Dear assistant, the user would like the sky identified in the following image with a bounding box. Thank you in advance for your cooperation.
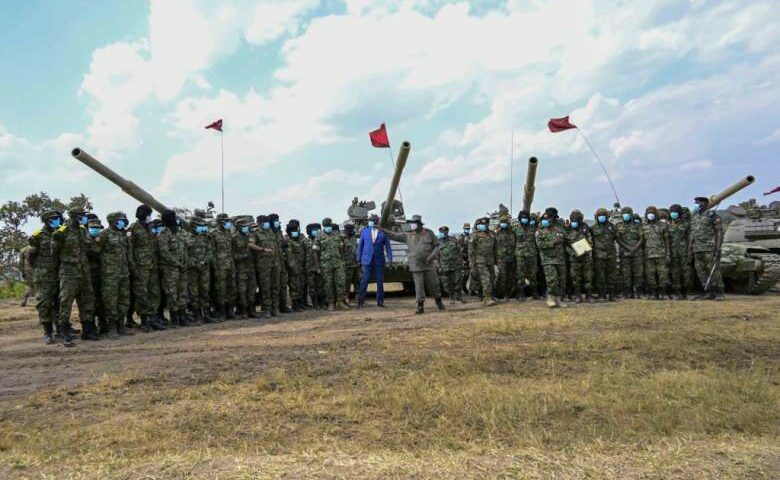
[1,0,778,230]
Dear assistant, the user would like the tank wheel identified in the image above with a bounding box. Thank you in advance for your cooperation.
[744,253,780,294]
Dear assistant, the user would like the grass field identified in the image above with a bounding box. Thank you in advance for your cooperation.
[0,295,777,479]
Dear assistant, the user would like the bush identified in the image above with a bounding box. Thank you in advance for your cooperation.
[0,280,26,299]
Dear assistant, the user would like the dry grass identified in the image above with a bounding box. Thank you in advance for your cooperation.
[0,296,778,479]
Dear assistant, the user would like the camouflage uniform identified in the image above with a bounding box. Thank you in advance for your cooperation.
[231,220,254,318]
[251,222,280,317]
[690,205,724,297]
[129,219,159,325]
[667,205,691,298]
[641,208,670,297]
[437,229,463,302]
[317,219,346,309]
[470,218,497,306]
[270,215,290,313]
[187,220,214,322]
[512,216,538,299]
[305,224,324,309]
[564,215,593,300]
[342,228,360,301]
[495,219,516,299]
[615,207,644,297]
[96,212,131,336]
[286,229,307,311]
[158,218,188,321]
[458,223,471,294]
[591,209,618,300]
[211,215,236,319]
[28,211,61,343]
[85,218,106,333]
[536,217,566,306]
[466,223,482,296]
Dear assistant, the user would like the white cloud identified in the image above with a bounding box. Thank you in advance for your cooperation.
[756,128,780,146]
[245,0,319,45]
[679,159,713,171]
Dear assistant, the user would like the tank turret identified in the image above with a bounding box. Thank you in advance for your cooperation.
[522,157,538,213]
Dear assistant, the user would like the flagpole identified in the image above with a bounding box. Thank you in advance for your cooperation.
[576,127,620,206]
[510,129,514,214]
[220,129,225,213]
[383,121,403,204]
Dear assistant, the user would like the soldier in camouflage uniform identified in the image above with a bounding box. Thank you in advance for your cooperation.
[129,205,163,332]
[158,210,189,327]
[187,217,215,324]
[29,210,62,344]
[342,224,360,302]
[470,217,497,307]
[436,226,464,304]
[667,204,691,299]
[689,196,725,300]
[641,206,671,299]
[148,219,165,328]
[269,213,292,314]
[305,223,324,309]
[536,208,567,308]
[285,220,307,312]
[458,223,471,295]
[615,206,644,298]
[96,212,132,339]
[231,219,254,319]
[513,210,539,301]
[19,245,34,307]
[85,215,108,335]
[564,209,593,303]
[495,215,516,299]
[211,213,236,320]
[591,207,618,301]
[249,215,280,318]
[317,218,348,311]
[53,207,97,346]
[467,221,482,296]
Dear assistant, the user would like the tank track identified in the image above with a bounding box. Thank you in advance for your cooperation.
[745,252,780,294]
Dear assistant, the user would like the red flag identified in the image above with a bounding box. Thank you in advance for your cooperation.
[764,186,780,196]
[369,123,390,148]
[205,119,223,132]
[548,116,577,132]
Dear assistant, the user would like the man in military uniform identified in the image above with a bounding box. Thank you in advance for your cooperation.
[470,217,497,307]
[305,222,324,309]
[342,223,360,303]
[591,207,618,301]
[95,212,132,338]
[85,215,108,335]
[385,215,444,314]
[269,213,292,314]
[29,210,62,344]
[458,223,471,295]
[284,220,306,312]
[249,215,280,318]
[615,206,644,298]
[129,205,162,332]
[211,213,236,320]
[437,226,464,304]
[187,217,215,324]
[513,210,538,301]
[317,218,348,311]
[53,207,97,346]
[159,210,189,327]
[148,219,165,328]
[689,196,725,300]
[536,208,567,308]
[495,215,516,299]
[565,209,593,303]
[231,219,254,318]
[641,206,671,299]
[467,221,483,297]
[668,204,691,299]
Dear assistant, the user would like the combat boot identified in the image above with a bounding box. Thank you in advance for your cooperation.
[125,314,139,330]
[342,299,351,309]
[483,297,497,307]
[116,318,133,336]
[150,313,166,331]
[60,322,75,347]
[709,289,726,301]
[248,306,258,319]
[357,298,365,309]
[140,315,152,333]
[545,295,557,308]
[42,322,56,345]
[415,301,424,314]
[435,297,445,310]
[178,310,191,327]
[81,320,99,341]
[280,299,292,314]
[106,318,119,340]
[202,308,217,324]
[263,310,272,319]
[166,311,178,329]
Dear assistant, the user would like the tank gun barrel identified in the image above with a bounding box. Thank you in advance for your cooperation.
[379,141,410,228]
[71,148,169,214]
[709,175,756,207]
[522,156,538,213]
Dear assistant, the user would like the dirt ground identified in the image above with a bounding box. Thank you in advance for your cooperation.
[0,293,778,479]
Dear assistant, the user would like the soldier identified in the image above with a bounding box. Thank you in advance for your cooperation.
[249,215,280,318]
[85,215,108,335]
[94,212,133,339]
[437,226,464,304]
[689,196,725,300]
[269,213,292,314]
[187,217,215,324]
[513,210,539,301]
[467,221,482,297]
[158,210,189,327]
[591,207,618,301]
[536,208,567,308]
[129,205,163,332]
[458,223,471,295]
[342,223,360,303]
[305,223,324,309]
[28,210,62,344]
[668,204,691,299]
[565,209,593,303]
[19,245,35,307]
[231,219,254,319]
[495,215,516,300]
[384,215,444,314]
[317,218,348,311]
[615,206,644,298]
[285,220,307,312]
[53,207,97,346]
[211,213,236,320]
[148,219,165,329]
[470,217,497,307]
[641,206,671,299]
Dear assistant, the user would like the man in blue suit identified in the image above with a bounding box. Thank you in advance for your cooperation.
[356,214,393,308]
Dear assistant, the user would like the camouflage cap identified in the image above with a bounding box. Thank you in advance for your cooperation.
[658,210,669,219]
[570,209,584,220]
[68,207,87,216]
[499,214,510,222]
[409,214,423,224]
[150,219,163,228]
[621,206,633,214]
[106,211,128,223]
[669,204,682,212]
[462,222,470,229]
[694,196,709,203]
[595,207,609,217]
[41,209,61,221]
[439,225,449,232]
[87,218,103,228]
[190,216,208,226]
[645,205,658,213]
[322,217,333,226]
[476,217,490,225]
[216,213,230,221]
[544,207,558,218]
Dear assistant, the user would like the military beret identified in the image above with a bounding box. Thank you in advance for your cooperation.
[669,204,682,212]
[439,225,449,232]
[544,207,558,218]
[322,217,333,226]
[621,206,633,214]
[645,206,658,213]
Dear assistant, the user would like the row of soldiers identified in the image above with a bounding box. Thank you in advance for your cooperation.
[434,198,724,308]
[25,204,364,346]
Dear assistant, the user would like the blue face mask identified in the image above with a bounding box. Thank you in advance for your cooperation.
[670,211,679,220]
[196,225,208,234]
[49,218,61,229]
[273,221,281,229]
[291,231,300,238]
[692,204,700,213]
[477,224,487,232]
[570,221,579,229]
[367,221,375,228]
[622,213,632,222]
[530,220,536,226]
[499,222,508,229]
[115,220,127,230]
[151,227,161,235]
[324,226,333,234]
[224,221,232,229]
[79,215,89,225]
[240,226,250,234]
[647,213,656,221]
[88,227,101,237]
[541,219,551,228]
[262,222,270,230]
[597,215,607,224]
[312,229,320,237]
[463,229,470,235]
[520,218,529,225]
[634,219,641,224]
[436,232,445,239]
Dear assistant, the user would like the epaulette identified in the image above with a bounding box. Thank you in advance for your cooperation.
[32,229,41,237]
[57,225,68,232]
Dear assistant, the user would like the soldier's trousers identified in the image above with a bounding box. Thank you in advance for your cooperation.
[669,255,691,292]
[22,273,35,305]
[495,260,515,298]
[256,261,280,312]
[322,262,346,304]
[592,256,617,295]
[58,262,95,325]
[34,271,58,324]
[89,264,104,321]
[247,262,257,306]
[188,267,211,310]
[461,267,469,293]
[515,254,538,295]
[307,271,324,307]
[475,263,495,300]
[412,269,441,302]
[102,269,130,320]
[148,266,161,313]
[568,256,593,295]
[132,265,158,316]
[469,266,482,295]
[440,269,462,299]
[620,254,644,292]
[234,263,253,309]
[542,263,566,296]
[344,266,360,298]
[161,267,187,311]
[693,251,723,291]
[288,270,304,303]
[278,262,288,307]
[644,257,669,291]
[213,267,236,307]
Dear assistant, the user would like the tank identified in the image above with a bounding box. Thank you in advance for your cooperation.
[522,156,538,213]
[71,148,169,214]
[719,197,780,294]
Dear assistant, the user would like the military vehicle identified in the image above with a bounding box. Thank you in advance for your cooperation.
[485,157,538,228]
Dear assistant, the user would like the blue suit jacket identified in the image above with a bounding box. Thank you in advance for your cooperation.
[356,226,392,266]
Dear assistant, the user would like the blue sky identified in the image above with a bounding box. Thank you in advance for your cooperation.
[1,0,778,230]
